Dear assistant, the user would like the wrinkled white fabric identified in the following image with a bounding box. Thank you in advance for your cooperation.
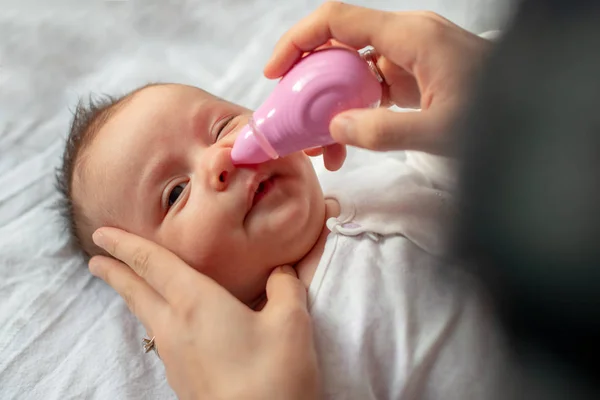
[311,154,508,399]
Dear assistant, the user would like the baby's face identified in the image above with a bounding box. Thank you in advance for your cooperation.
[77,84,325,305]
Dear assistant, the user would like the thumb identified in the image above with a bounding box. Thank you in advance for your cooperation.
[263,265,308,312]
[330,108,441,154]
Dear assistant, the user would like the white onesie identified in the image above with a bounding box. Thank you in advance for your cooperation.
[309,152,508,400]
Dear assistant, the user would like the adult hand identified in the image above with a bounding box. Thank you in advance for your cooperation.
[88,227,320,400]
[265,1,492,167]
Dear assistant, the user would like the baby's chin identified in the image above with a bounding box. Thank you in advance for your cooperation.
[230,253,309,310]
[199,259,273,309]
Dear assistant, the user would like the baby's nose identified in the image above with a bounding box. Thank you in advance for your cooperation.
[213,169,230,191]
[209,148,234,192]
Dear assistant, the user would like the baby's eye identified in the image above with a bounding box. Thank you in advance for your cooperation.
[215,116,235,141]
[168,183,187,208]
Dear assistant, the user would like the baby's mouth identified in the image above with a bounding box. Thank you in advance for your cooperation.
[252,177,274,207]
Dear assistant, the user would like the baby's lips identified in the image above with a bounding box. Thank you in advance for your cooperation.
[243,172,264,215]
[244,170,276,218]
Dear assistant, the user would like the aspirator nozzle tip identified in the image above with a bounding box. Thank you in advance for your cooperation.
[230,125,274,165]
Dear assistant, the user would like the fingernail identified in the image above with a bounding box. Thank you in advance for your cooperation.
[264,55,278,75]
[88,258,101,276]
[332,113,356,141]
[92,230,106,248]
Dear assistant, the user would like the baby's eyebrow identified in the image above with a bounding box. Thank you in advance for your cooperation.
[138,155,172,199]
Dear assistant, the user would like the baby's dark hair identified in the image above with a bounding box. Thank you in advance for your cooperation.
[55,94,123,257]
[56,84,158,258]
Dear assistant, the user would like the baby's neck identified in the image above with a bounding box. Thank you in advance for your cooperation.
[294,198,340,289]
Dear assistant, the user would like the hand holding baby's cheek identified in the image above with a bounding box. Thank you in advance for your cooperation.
[89,228,319,400]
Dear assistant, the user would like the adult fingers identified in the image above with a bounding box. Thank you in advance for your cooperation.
[304,144,346,171]
[264,2,392,78]
[329,107,449,155]
[377,56,421,109]
[89,255,168,331]
[91,227,211,305]
[263,266,308,313]
[315,39,355,52]
[323,143,347,171]
[264,2,475,96]
[304,147,324,157]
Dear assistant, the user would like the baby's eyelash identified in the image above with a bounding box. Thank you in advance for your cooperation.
[162,181,188,213]
[216,116,235,141]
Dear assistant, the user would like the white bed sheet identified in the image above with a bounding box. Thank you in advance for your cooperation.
[0,1,507,398]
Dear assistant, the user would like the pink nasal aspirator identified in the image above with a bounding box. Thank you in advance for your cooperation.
[230,47,384,165]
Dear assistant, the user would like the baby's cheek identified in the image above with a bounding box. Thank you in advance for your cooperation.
[195,256,255,298]
[180,234,238,275]
[278,152,316,178]
[175,236,218,274]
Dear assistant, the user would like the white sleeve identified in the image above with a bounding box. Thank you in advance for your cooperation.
[404,151,457,193]
[325,156,456,258]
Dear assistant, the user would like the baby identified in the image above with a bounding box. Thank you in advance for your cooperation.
[58,83,508,399]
